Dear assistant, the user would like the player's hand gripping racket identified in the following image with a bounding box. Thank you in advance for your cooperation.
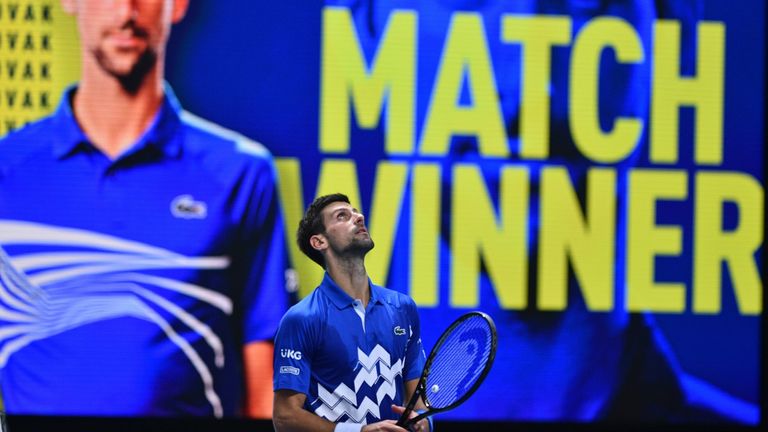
[396,311,497,430]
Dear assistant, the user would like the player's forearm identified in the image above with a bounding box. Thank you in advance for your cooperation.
[272,406,336,432]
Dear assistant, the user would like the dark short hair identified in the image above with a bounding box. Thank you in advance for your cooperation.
[296,193,350,268]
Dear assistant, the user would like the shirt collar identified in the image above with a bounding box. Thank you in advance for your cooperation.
[320,272,385,310]
[51,83,184,160]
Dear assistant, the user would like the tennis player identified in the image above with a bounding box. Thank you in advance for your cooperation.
[273,194,431,432]
[0,0,288,418]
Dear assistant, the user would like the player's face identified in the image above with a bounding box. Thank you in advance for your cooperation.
[319,202,374,258]
[63,0,188,82]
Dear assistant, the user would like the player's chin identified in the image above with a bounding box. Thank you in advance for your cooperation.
[351,237,374,250]
[95,49,142,74]
[109,53,144,71]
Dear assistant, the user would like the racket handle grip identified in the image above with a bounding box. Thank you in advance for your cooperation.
[396,409,431,431]
[395,410,410,427]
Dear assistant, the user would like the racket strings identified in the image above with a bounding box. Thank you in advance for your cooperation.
[424,316,493,409]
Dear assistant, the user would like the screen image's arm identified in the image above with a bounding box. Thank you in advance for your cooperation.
[239,157,291,418]
[243,340,275,418]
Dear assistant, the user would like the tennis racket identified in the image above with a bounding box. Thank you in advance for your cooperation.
[396,311,497,429]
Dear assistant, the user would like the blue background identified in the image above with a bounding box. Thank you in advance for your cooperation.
[162,0,763,422]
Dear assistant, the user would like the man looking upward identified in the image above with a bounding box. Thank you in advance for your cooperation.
[273,194,431,432]
[0,0,288,417]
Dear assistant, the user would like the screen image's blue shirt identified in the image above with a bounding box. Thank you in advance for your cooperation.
[0,86,290,417]
[274,273,426,424]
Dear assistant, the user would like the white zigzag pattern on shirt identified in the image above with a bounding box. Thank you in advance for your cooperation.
[0,220,231,417]
[314,344,404,423]
[316,384,380,422]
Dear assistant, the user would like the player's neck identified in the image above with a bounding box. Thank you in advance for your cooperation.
[74,64,165,159]
[326,258,370,306]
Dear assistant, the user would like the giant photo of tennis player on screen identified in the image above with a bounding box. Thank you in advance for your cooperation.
[0,0,763,427]
[0,0,290,418]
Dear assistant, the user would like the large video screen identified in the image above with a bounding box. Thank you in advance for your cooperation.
[0,0,763,426]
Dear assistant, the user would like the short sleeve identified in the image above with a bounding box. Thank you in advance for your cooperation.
[273,308,315,394]
[403,298,427,382]
[235,155,291,342]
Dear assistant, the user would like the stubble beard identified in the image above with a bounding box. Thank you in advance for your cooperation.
[331,236,375,261]
[92,43,158,94]
[351,237,375,255]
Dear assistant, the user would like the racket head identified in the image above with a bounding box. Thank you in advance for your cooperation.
[420,311,497,412]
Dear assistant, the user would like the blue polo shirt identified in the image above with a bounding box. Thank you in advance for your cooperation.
[274,273,426,424]
[0,86,289,417]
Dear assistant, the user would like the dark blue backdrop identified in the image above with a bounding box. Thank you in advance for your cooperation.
[164,0,763,425]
